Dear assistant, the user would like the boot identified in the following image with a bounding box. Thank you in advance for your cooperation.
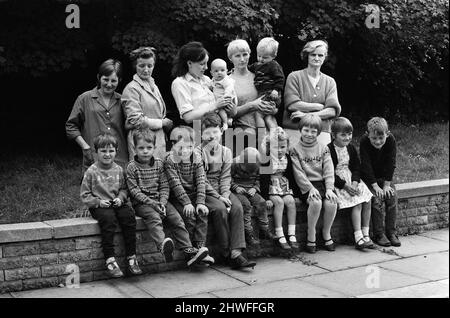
[245,230,260,247]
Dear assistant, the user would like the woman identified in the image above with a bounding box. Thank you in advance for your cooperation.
[171,41,234,126]
[122,47,173,160]
[66,59,128,173]
[227,39,277,154]
[282,40,341,146]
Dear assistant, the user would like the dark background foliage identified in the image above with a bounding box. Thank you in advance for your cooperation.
[0,0,448,155]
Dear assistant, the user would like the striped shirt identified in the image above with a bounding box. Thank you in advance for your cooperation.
[126,157,169,206]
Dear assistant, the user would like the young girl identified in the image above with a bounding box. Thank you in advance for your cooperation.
[328,117,374,249]
[261,127,300,251]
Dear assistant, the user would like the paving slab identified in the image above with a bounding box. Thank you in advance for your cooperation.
[211,277,346,298]
[212,257,328,285]
[357,279,449,298]
[133,268,247,298]
[299,245,400,271]
[300,266,426,297]
[10,279,149,298]
[419,229,449,242]
[378,252,449,281]
[389,235,449,257]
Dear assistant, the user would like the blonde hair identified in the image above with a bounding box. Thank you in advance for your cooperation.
[298,114,323,134]
[301,40,328,61]
[367,117,389,135]
[227,39,251,59]
[257,37,279,57]
[260,127,290,156]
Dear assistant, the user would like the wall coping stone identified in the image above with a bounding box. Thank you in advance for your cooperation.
[0,179,448,244]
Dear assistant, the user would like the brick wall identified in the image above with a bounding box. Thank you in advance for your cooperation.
[1,179,448,293]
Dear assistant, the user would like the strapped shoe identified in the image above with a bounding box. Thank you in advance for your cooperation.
[106,258,124,278]
[305,241,316,254]
[287,235,300,250]
[127,255,143,276]
[363,235,376,249]
[355,237,370,250]
[276,236,291,250]
[323,238,335,252]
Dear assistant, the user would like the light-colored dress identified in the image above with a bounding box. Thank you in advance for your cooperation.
[334,146,372,209]
[268,155,293,196]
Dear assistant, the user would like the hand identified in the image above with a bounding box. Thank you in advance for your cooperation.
[247,188,257,197]
[290,111,307,120]
[325,189,337,205]
[215,96,231,110]
[99,200,112,208]
[235,187,247,195]
[111,198,123,207]
[266,200,274,209]
[373,185,384,198]
[183,204,195,218]
[196,204,209,216]
[383,185,395,199]
[82,148,94,166]
[307,187,322,203]
[162,118,173,130]
[219,196,232,207]
[343,184,359,196]
[255,97,276,115]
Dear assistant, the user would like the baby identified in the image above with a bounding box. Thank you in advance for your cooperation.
[210,58,237,131]
[249,37,285,130]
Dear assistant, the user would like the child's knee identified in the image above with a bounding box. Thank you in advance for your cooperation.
[308,200,322,211]
[283,195,296,207]
[271,196,284,207]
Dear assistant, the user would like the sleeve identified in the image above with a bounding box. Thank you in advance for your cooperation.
[164,157,192,206]
[126,163,154,205]
[329,144,346,189]
[230,161,240,192]
[286,155,301,196]
[324,78,341,116]
[254,175,261,193]
[117,168,129,202]
[259,162,271,199]
[122,84,163,130]
[359,136,377,186]
[194,160,207,205]
[171,78,194,118]
[158,162,170,205]
[218,147,232,198]
[65,95,84,140]
[322,146,335,191]
[283,72,302,114]
[80,170,100,209]
[290,147,314,194]
[384,135,397,182]
[271,61,285,92]
[349,144,361,183]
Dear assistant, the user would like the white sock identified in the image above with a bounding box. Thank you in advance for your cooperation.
[354,230,363,242]
[288,225,296,236]
[362,227,370,237]
[275,227,284,238]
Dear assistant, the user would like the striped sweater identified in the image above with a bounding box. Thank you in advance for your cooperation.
[126,157,169,206]
[164,152,211,206]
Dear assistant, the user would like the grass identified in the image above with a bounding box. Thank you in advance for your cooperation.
[0,122,448,224]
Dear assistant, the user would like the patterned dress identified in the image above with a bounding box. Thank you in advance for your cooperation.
[334,146,373,209]
[268,155,294,196]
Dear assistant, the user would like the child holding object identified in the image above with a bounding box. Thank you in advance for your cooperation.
[80,133,142,278]
[328,117,374,250]
[126,128,208,266]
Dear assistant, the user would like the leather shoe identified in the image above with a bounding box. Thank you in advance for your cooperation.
[375,233,391,247]
[388,234,401,247]
[229,255,256,270]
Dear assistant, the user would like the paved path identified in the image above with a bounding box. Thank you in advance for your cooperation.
[2,229,448,298]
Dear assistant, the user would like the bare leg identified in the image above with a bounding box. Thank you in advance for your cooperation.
[322,199,337,243]
[351,204,362,232]
[270,195,284,230]
[264,115,278,130]
[218,109,229,130]
[307,200,322,244]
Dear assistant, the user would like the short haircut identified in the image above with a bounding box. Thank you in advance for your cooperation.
[201,112,222,130]
[331,117,353,135]
[132,128,156,146]
[169,126,195,146]
[257,37,279,57]
[93,133,118,151]
[227,39,251,60]
[301,39,328,61]
[367,117,389,135]
[129,47,156,68]
[298,114,322,134]
[96,59,122,88]
[261,127,290,156]
[172,42,209,78]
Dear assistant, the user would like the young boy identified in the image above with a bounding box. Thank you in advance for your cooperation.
[195,112,256,269]
[231,147,274,247]
[126,128,209,267]
[359,117,400,247]
[248,37,285,130]
[210,58,237,131]
[80,133,142,278]
[290,114,338,253]
[164,126,216,265]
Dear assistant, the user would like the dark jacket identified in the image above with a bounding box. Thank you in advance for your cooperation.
[327,142,361,189]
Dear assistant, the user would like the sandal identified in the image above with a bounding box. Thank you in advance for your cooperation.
[287,235,300,250]
[305,240,316,254]
[323,238,335,252]
[276,236,291,250]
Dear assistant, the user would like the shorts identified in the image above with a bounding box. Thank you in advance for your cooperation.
[299,180,326,203]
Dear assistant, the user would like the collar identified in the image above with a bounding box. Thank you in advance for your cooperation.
[133,155,155,167]
[133,73,155,87]
[299,137,318,148]
[184,72,208,84]
[91,87,120,100]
